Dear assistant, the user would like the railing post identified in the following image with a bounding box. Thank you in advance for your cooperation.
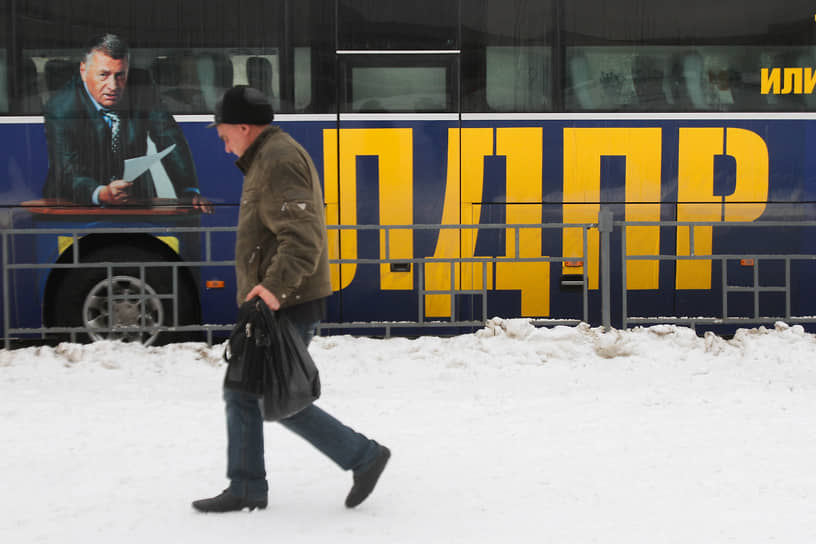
[2,231,9,350]
[599,208,614,331]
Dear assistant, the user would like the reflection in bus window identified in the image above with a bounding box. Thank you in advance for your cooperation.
[294,47,312,111]
[247,57,274,99]
[485,47,550,112]
[350,66,447,112]
[563,0,816,112]
[17,48,287,115]
[195,52,234,111]
[668,51,707,110]
[463,0,553,113]
[150,53,208,113]
[566,51,602,110]
[20,58,41,114]
[23,50,83,112]
[631,54,668,109]
[761,47,816,112]
[231,53,280,112]
[563,45,816,112]
[44,58,75,96]
[0,50,7,113]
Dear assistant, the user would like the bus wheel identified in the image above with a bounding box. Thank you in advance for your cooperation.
[46,246,200,345]
[81,275,165,345]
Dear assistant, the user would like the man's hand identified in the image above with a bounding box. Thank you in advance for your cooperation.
[245,284,281,311]
[98,180,133,205]
[190,193,214,214]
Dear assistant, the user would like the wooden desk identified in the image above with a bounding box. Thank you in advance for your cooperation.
[20,199,199,216]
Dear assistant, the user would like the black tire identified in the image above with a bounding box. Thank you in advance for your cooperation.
[46,246,201,345]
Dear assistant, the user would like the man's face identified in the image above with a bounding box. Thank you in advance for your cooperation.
[216,124,253,158]
[80,51,128,108]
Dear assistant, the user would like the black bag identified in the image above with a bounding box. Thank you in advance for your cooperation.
[223,297,270,397]
[260,308,321,421]
[223,297,321,421]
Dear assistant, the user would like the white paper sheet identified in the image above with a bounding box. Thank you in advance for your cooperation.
[122,144,176,182]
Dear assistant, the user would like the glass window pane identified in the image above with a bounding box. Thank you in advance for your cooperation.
[294,47,313,111]
[0,50,7,113]
[486,46,550,112]
[13,0,289,114]
[341,54,457,113]
[462,0,553,112]
[564,0,816,112]
[339,0,459,50]
[352,66,447,111]
[0,1,6,113]
[290,0,335,113]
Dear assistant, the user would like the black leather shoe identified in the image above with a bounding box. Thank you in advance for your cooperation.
[192,489,267,513]
[345,446,391,508]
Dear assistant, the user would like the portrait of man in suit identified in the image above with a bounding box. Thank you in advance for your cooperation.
[42,33,211,211]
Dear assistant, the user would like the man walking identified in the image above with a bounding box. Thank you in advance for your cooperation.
[193,86,390,513]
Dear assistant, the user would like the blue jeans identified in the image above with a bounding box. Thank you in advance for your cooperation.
[224,317,381,500]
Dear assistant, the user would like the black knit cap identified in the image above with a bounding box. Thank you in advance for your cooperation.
[208,85,274,127]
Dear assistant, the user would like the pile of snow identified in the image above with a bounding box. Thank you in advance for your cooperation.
[2,320,815,543]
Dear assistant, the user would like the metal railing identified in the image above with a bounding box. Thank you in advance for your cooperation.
[0,221,593,346]
[4,214,816,346]
[1,225,238,347]
[619,215,816,330]
[318,222,591,335]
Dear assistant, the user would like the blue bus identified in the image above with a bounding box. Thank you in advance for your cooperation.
[2,0,816,344]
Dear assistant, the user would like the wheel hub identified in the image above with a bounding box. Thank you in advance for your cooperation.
[82,275,165,345]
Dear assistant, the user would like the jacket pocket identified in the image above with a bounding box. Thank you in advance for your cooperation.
[277,199,315,221]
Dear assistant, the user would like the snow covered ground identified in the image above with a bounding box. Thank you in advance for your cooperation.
[2,319,816,543]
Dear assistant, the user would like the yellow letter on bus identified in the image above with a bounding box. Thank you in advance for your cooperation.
[563,127,662,290]
[324,128,414,291]
[676,128,768,289]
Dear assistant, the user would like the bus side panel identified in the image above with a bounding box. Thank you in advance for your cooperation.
[0,123,50,337]
[329,120,454,324]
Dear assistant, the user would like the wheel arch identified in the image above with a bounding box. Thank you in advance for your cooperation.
[42,233,201,327]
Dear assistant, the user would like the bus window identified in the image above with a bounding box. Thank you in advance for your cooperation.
[294,47,312,111]
[0,2,7,113]
[340,54,457,113]
[4,0,332,115]
[631,53,669,110]
[486,46,550,112]
[563,0,816,112]
[22,50,84,111]
[563,45,703,111]
[149,54,207,113]
[289,0,335,114]
[246,57,274,99]
[339,0,459,51]
[757,46,816,112]
[10,0,293,114]
[565,50,604,110]
[564,46,709,111]
[44,59,76,97]
[195,52,234,112]
[19,58,41,114]
[0,50,7,113]
[223,53,278,112]
[563,44,789,112]
[350,66,448,112]
[462,0,553,113]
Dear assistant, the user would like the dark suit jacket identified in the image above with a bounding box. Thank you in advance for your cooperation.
[42,72,199,204]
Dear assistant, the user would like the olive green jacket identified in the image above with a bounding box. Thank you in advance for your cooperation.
[234,126,332,308]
